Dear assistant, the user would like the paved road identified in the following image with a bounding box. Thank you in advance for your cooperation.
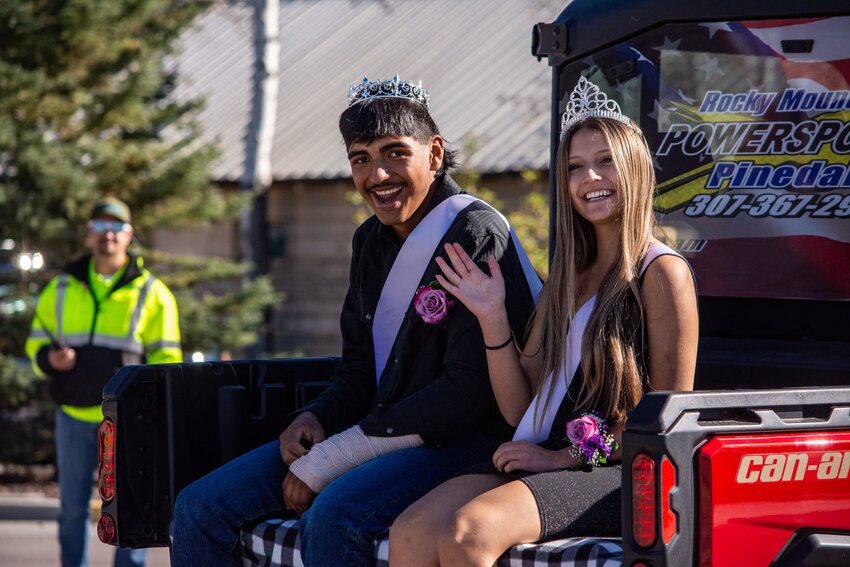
[0,492,170,567]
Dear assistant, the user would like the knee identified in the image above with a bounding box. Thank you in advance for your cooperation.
[436,510,490,566]
[388,509,425,564]
[58,504,88,523]
[173,477,213,527]
[303,470,377,534]
[298,490,338,539]
[389,505,418,544]
[172,489,195,528]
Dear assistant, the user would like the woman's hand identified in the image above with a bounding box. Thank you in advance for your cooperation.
[492,440,571,473]
[437,242,533,424]
[435,242,505,324]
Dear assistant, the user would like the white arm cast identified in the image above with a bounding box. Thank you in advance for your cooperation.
[288,425,423,493]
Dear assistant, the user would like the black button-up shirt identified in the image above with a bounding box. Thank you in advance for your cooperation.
[296,174,538,444]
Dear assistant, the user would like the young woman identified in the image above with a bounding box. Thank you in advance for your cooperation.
[387,77,699,567]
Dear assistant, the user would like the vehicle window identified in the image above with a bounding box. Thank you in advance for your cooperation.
[560,16,850,301]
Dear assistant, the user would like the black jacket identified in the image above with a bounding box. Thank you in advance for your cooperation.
[294,175,539,444]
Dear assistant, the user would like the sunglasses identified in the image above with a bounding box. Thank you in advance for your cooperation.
[88,220,132,234]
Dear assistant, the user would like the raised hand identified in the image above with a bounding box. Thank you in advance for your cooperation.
[434,242,506,323]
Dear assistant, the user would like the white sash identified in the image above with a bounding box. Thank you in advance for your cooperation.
[511,242,684,443]
[372,194,542,384]
[512,295,595,443]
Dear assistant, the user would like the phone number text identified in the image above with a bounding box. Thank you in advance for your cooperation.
[683,192,850,218]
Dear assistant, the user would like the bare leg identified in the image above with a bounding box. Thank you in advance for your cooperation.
[437,479,542,567]
[389,473,508,567]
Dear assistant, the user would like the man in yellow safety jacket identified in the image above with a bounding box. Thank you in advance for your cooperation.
[26,197,181,567]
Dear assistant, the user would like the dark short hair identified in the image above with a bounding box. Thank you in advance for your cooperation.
[339,97,458,173]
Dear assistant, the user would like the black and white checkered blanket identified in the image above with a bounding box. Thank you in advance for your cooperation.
[240,518,623,567]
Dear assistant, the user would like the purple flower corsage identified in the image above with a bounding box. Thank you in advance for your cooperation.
[414,281,454,326]
[565,411,619,467]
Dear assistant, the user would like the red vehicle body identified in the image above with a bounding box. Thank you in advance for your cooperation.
[100,0,850,565]
[619,389,850,566]
[699,431,850,565]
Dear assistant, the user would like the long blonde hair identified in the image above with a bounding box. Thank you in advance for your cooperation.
[534,117,657,425]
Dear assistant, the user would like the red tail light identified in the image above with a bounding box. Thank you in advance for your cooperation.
[98,418,116,502]
[97,513,117,544]
[661,456,677,544]
[632,452,657,548]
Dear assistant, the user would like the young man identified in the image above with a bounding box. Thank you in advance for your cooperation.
[170,76,541,566]
[26,197,182,567]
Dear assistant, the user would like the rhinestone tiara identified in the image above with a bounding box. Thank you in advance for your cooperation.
[348,75,430,108]
[561,76,632,136]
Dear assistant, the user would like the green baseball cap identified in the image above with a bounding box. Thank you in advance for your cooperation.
[91,197,131,224]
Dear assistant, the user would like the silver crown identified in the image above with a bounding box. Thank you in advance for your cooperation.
[561,77,632,136]
[348,75,430,108]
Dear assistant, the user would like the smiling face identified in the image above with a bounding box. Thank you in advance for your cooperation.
[348,134,444,240]
[567,127,622,227]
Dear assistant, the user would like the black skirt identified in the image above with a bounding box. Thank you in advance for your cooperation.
[473,362,640,541]
[515,368,626,540]
[518,462,622,540]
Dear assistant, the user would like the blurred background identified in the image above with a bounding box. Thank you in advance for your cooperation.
[0,0,560,500]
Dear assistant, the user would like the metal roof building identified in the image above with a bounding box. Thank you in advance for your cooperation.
[171,0,565,182]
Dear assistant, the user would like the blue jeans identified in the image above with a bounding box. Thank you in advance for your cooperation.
[55,409,147,567]
[170,432,502,566]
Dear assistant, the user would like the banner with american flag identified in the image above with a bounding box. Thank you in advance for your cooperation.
[567,16,850,300]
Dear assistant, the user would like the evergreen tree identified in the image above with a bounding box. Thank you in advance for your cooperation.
[0,0,280,463]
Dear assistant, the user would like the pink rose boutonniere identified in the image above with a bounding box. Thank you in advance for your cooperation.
[566,411,619,467]
[414,282,454,325]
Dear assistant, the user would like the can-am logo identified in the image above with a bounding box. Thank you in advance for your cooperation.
[737,452,850,483]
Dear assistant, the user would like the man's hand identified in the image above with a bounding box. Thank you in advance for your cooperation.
[48,347,77,372]
[282,471,316,516]
[279,412,326,466]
